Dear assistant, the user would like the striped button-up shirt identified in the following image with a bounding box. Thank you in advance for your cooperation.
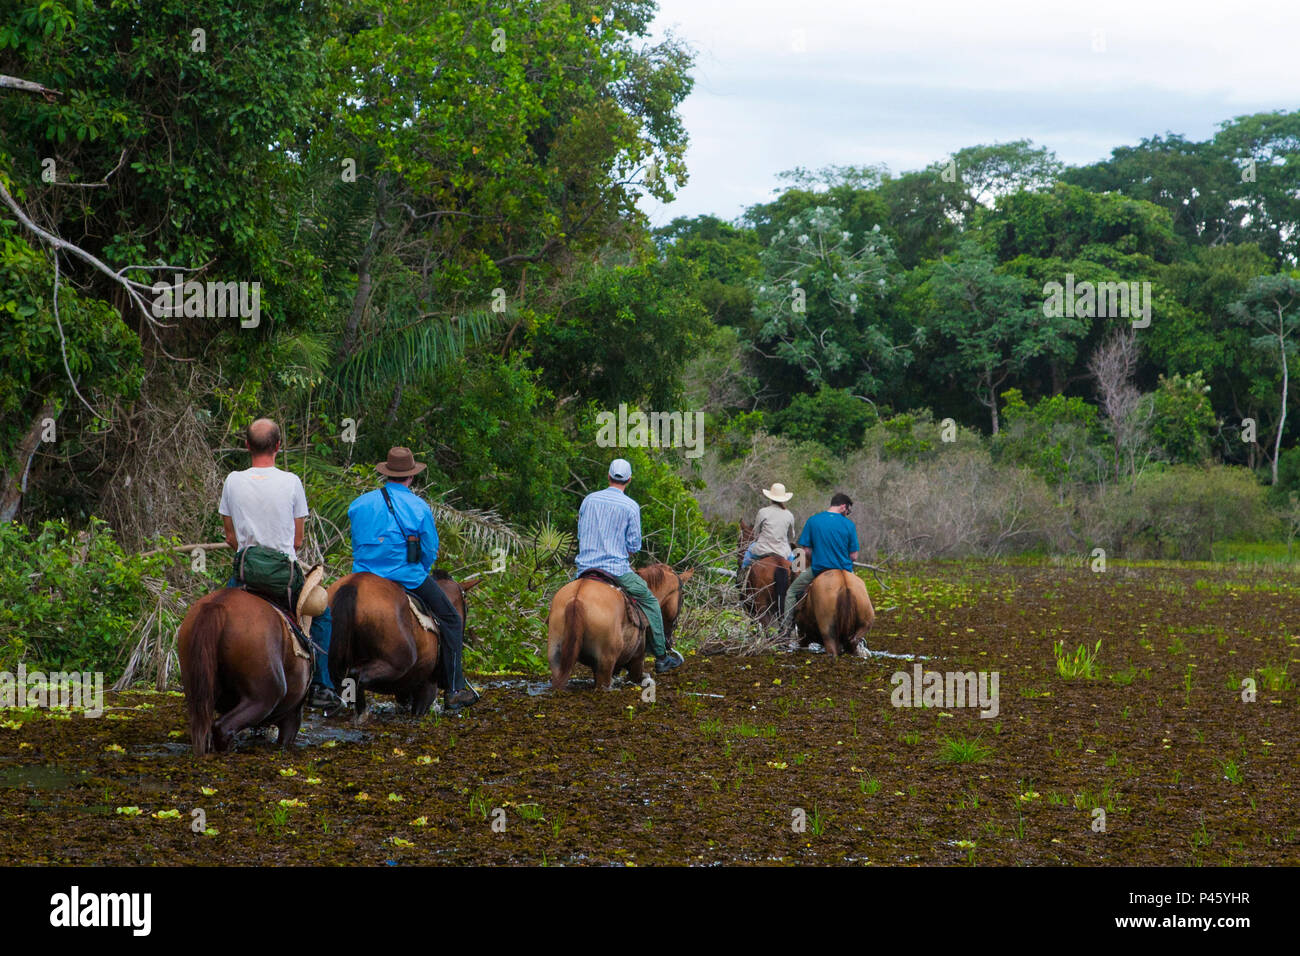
[575,486,642,576]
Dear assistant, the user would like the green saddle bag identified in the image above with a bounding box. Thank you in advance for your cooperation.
[233,545,304,606]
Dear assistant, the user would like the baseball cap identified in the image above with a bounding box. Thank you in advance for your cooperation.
[609,458,632,482]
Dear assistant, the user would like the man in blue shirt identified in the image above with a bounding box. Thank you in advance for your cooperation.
[780,493,860,632]
[575,458,681,674]
[348,447,477,712]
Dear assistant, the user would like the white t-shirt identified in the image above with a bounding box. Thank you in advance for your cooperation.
[218,466,308,559]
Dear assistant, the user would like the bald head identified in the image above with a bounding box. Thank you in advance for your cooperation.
[246,418,281,457]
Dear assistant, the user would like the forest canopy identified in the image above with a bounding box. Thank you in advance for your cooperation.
[3,0,1300,674]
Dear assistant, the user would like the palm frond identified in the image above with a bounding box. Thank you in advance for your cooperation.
[329,307,501,406]
[270,328,332,390]
[522,519,575,565]
[430,500,522,556]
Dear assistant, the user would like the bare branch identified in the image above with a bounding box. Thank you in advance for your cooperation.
[0,74,61,99]
[0,176,193,361]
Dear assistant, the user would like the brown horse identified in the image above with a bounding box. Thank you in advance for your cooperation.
[794,569,875,659]
[179,588,312,755]
[738,518,790,625]
[326,570,480,715]
[745,555,790,625]
[547,563,694,690]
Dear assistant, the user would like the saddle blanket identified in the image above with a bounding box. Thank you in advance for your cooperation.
[407,594,439,635]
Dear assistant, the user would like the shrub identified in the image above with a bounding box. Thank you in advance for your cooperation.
[0,519,168,677]
[995,387,1108,486]
[1091,465,1273,559]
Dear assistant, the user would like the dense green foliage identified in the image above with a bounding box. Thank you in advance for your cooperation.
[0,519,169,676]
[4,2,1300,676]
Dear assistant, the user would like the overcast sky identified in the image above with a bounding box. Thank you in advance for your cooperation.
[638,0,1300,227]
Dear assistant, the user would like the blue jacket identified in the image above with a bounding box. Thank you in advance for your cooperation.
[349,482,439,588]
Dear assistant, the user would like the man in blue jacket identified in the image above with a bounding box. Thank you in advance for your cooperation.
[347,447,478,712]
[780,492,860,633]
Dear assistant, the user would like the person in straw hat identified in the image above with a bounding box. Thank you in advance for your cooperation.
[740,482,798,578]
[346,447,478,712]
[219,417,342,710]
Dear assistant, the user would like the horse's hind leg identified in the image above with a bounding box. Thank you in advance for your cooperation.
[594,656,616,691]
[213,696,276,751]
[410,681,438,716]
[277,705,304,749]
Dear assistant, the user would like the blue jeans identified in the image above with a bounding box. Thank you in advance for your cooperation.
[741,545,797,570]
[226,576,333,689]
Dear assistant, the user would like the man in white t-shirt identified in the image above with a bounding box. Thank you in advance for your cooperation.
[219,418,341,710]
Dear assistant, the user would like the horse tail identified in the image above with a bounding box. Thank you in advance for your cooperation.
[550,595,584,691]
[773,564,789,621]
[185,602,222,757]
[329,581,358,691]
[833,573,856,647]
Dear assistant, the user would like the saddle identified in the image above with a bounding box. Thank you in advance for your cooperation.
[577,569,649,635]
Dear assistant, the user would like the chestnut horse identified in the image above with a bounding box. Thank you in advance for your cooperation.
[547,563,694,690]
[738,519,790,625]
[794,569,875,659]
[179,588,312,755]
[326,570,480,715]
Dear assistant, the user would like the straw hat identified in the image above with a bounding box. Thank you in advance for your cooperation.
[297,565,329,619]
[762,482,793,503]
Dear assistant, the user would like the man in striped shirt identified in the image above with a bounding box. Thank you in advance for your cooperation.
[575,458,682,674]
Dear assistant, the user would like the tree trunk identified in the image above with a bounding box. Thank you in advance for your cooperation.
[340,250,374,359]
[1274,333,1287,485]
[0,399,58,522]
[339,174,389,359]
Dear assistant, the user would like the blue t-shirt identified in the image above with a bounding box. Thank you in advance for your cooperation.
[797,510,859,575]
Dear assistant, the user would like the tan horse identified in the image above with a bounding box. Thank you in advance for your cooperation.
[794,569,875,659]
[547,563,694,690]
[326,571,479,715]
[179,588,312,755]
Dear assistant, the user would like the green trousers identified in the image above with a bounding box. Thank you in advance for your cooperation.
[781,568,816,628]
[617,571,667,657]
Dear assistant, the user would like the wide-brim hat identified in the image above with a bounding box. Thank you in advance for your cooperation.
[297,565,328,618]
[762,482,793,503]
[376,446,427,478]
